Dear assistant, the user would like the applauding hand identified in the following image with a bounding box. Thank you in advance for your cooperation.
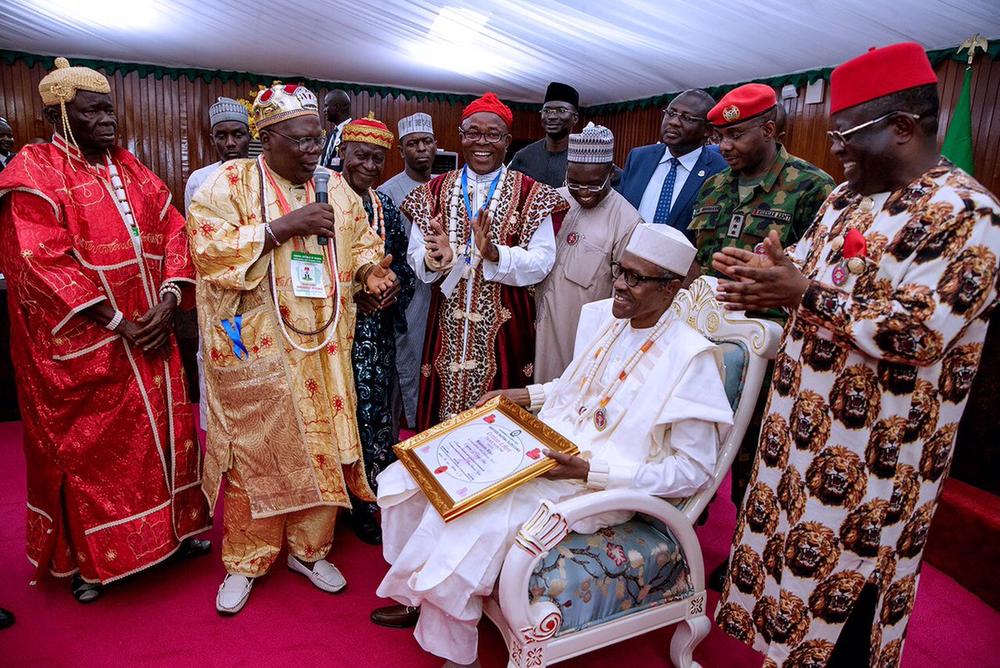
[714,231,811,310]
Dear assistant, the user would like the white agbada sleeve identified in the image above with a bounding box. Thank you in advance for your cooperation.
[406,221,449,284]
[585,349,725,498]
[481,215,556,285]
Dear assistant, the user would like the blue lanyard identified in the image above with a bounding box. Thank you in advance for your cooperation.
[460,167,502,263]
[220,315,249,361]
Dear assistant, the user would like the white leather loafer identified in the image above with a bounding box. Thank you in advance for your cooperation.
[216,574,253,614]
[287,555,347,593]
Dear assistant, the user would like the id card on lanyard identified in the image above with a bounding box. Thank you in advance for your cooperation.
[290,251,327,298]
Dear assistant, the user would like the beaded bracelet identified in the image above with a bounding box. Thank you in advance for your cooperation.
[105,310,124,331]
[159,282,182,306]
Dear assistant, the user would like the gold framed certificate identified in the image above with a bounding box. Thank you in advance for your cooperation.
[393,395,579,522]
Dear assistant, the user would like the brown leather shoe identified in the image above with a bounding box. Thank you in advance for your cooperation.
[370,604,420,628]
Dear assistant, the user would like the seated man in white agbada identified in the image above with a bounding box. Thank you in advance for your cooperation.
[370,223,734,668]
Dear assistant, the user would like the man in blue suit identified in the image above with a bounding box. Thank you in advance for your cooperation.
[619,90,727,238]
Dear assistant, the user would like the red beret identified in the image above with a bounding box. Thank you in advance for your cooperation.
[707,83,777,128]
[462,92,513,129]
[830,42,938,115]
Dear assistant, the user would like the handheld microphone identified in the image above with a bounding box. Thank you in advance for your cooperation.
[313,168,330,246]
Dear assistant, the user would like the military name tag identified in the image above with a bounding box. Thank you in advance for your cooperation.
[750,207,793,224]
[290,251,327,298]
[726,213,746,238]
[693,205,721,217]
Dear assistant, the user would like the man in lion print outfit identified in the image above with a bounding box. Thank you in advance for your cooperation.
[712,42,1000,667]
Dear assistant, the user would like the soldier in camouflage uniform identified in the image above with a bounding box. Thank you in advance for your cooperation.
[687,83,834,589]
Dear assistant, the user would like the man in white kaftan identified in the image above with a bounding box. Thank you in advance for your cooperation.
[372,223,734,667]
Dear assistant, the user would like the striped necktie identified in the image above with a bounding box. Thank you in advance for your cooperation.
[652,157,680,225]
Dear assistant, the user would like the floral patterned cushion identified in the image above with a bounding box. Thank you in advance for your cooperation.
[528,519,693,635]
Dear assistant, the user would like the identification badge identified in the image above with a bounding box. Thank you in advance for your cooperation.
[727,213,745,238]
[290,251,327,298]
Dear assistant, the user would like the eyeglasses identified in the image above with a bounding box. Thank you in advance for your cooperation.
[827,111,921,145]
[540,105,575,117]
[611,262,678,287]
[459,129,508,144]
[662,108,706,124]
[565,173,610,193]
[269,130,327,152]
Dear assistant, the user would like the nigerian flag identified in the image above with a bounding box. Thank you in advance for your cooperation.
[941,66,975,174]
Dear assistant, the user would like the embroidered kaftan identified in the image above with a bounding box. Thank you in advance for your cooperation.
[0,137,209,584]
[377,298,733,663]
[352,189,414,489]
[403,167,567,429]
[188,159,383,519]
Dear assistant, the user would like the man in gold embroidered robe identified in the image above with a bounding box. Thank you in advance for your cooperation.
[187,83,397,614]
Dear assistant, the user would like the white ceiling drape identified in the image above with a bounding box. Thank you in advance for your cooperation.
[2,0,997,104]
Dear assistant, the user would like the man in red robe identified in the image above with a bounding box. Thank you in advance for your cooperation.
[0,58,210,602]
[402,92,568,430]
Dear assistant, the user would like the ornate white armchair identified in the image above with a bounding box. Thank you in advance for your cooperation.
[483,276,782,667]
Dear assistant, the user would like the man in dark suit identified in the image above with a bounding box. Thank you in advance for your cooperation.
[619,90,726,237]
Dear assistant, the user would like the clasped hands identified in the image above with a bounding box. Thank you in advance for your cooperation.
[712,230,812,311]
[476,389,591,481]
[424,210,500,270]
[356,255,399,315]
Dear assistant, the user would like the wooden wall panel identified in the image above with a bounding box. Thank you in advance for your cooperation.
[0,60,543,210]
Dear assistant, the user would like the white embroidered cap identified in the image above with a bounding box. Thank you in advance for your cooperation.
[209,97,249,127]
[397,112,434,139]
[624,223,696,276]
[567,122,614,164]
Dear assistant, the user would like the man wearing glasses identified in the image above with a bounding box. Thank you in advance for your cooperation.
[372,223,732,667]
[395,92,567,434]
[620,89,727,236]
[188,83,396,614]
[714,42,999,668]
[509,81,580,187]
[534,122,642,383]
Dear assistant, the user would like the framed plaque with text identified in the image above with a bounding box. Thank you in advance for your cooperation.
[393,395,580,522]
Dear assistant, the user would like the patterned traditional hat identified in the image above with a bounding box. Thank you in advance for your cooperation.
[397,112,434,139]
[462,92,513,128]
[341,112,394,150]
[209,97,249,127]
[625,223,696,276]
[253,83,318,131]
[830,42,938,114]
[38,57,110,106]
[567,122,614,164]
[707,83,777,128]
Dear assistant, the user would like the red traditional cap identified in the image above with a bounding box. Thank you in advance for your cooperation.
[462,92,513,129]
[707,83,778,128]
[342,112,394,149]
[830,42,937,115]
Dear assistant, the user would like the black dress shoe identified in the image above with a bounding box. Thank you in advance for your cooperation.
[0,608,14,630]
[176,537,212,559]
[349,504,383,545]
[371,604,420,628]
[708,558,729,592]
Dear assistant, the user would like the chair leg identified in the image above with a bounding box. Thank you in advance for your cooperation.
[669,615,711,668]
[508,639,548,668]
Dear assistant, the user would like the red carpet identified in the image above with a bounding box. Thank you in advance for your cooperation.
[1,415,998,667]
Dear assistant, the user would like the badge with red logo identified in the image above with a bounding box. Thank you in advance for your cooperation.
[593,407,608,432]
[567,232,579,246]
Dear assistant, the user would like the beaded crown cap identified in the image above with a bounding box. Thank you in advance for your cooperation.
[253,83,319,130]
[38,57,110,106]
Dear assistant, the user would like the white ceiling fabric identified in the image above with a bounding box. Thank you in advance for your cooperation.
[1,0,997,104]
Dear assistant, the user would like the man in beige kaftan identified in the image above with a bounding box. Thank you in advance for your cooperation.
[188,83,396,614]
